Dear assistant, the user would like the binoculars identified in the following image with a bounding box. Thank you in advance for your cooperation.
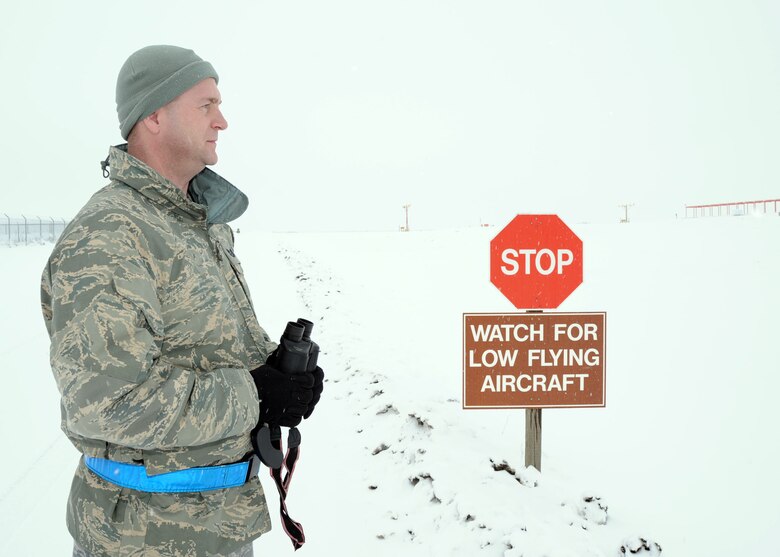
[275,318,320,374]
[253,318,319,468]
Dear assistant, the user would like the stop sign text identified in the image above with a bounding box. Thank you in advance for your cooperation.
[500,248,574,276]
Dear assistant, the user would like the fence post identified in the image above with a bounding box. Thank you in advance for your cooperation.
[21,214,28,245]
[3,213,8,246]
[38,216,42,243]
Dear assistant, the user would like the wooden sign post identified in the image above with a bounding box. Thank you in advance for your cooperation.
[525,309,543,472]
[525,408,542,471]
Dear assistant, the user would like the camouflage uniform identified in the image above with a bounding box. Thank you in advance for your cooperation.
[41,145,275,557]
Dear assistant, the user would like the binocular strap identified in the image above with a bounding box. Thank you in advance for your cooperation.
[269,428,305,550]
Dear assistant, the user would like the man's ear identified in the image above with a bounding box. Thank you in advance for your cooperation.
[139,111,162,134]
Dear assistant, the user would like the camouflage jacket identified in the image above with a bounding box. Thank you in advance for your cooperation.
[41,145,274,556]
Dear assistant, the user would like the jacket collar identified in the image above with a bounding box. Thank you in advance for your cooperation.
[103,144,249,224]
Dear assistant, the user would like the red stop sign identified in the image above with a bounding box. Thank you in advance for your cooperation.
[490,215,583,309]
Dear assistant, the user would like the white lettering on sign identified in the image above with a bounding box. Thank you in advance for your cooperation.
[469,323,544,342]
[527,348,600,367]
[553,322,598,341]
[500,248,574,276]
[480,373,589,393]
[468,349,518,368]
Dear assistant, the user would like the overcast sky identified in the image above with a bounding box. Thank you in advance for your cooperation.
[2,1,779,231]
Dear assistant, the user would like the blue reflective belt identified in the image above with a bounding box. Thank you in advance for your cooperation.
[84,456,254,493]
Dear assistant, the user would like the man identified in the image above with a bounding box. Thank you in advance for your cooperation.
[41,45,323,557]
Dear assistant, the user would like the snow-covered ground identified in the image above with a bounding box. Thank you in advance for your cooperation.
[1,216,778,556]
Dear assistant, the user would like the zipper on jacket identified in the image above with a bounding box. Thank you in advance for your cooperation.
[211,234,251,309]
[212,238,224,262]
[209,231,267,359]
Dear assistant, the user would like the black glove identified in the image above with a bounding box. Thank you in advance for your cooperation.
[304,366,324,419]
[250,363,314,428]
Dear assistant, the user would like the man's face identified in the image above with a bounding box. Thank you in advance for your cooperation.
[158,78,228,171]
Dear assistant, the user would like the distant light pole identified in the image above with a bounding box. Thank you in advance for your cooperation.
[618,203,634,223]
[402,203,411,232]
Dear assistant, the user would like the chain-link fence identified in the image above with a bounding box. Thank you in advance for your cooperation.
[1,214,69,246]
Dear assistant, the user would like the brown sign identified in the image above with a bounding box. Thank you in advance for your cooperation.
[463,312,606,408]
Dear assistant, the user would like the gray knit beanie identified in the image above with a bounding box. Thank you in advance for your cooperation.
[116,45,219,139]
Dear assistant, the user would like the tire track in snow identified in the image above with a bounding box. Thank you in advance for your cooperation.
[274,241,504,555]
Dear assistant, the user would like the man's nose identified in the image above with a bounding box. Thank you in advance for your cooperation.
[214,107,228,131]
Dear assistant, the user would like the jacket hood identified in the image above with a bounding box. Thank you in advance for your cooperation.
[102,144,249,224]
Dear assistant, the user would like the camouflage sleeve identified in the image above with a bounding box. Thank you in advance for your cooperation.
[264,338,278,361]
[43,221,259,450]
